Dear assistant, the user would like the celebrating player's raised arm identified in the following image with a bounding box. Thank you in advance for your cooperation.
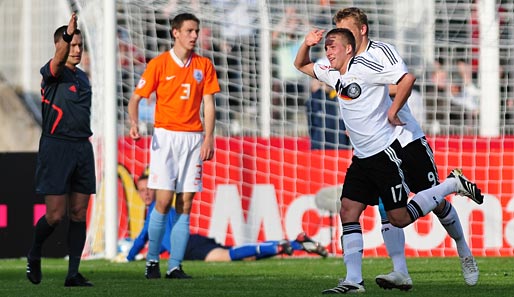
[294,29,325,78]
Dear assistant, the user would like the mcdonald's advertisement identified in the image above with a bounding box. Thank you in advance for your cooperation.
[1,136,513,258]
[113,136,514,258]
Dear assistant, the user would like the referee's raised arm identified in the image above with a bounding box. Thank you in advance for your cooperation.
[50,13,77,76]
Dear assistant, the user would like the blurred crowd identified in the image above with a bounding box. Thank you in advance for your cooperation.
[106,0,514,140]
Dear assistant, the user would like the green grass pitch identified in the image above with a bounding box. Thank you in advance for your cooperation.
[1,257,513,296]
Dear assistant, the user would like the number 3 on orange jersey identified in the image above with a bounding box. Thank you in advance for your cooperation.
[180,83,191,100]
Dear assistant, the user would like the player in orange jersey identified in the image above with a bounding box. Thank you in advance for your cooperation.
[127,12,220,280]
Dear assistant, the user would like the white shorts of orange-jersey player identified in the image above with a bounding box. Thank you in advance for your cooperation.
[147,128,203,193]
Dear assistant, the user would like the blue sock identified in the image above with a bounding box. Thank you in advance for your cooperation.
[167,214,190,271]
[228,244,259,260]
[147,210,166,261]
[255,241,279,260]
[290,240,303,251]
[228,241,281,260]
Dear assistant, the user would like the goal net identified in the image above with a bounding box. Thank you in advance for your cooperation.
[67,0,514,259]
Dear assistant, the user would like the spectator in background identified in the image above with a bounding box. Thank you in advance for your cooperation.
[118,28,146,71]
[505,97,514,125]
[307,78,350,149]
[118,28,146,128]
[450,60,480,131]
[428,58,450,131]
[430,58,479,132]
[272,5,309,120]
[448,65,480,131]
[456,59,480,99]
[123,170,328,262]
[213,0,258,135]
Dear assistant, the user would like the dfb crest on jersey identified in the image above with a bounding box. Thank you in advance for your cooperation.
[345,83,361,99]
[193,69,203,83]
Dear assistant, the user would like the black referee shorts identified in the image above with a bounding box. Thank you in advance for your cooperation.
[35,136,96,195]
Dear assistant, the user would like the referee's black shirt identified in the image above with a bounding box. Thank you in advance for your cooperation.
[40,60,92,140]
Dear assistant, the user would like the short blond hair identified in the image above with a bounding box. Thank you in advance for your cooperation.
[333,7,369,36]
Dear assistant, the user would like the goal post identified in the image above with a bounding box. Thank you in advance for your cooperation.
[102,0,119,260]
[69,0,119,259]
[478,0,500,137]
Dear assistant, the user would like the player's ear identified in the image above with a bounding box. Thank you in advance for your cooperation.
[346,44,353,56]
[361,24,368,36]
[171,28,178,39]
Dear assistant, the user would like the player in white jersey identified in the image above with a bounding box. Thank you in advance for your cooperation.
[334,7,479,290]
[294,28,484,294]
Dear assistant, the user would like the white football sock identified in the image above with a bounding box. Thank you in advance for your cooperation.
[342,223,363,284]
[435,201,472,258]
[382,223,409,275]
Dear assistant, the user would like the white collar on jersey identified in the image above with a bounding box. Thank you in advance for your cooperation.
[169,48,192,67]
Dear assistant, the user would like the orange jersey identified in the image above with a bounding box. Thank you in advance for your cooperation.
[135,50,220,132]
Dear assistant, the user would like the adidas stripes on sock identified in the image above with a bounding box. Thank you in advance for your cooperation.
[434,200,472,258]
[342,222,363,284]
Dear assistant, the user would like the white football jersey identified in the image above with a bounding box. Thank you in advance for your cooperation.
[366,40,425,147]
[313,52,404,158]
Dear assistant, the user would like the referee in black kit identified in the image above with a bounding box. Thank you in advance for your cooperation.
[26,12,95,287]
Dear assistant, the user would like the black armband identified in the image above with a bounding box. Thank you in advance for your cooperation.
[62,31,73,43]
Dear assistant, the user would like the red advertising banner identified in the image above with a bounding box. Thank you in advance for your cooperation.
[116,136,514,257]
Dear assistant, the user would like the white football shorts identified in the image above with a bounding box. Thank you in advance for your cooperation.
[148,128,203,193]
